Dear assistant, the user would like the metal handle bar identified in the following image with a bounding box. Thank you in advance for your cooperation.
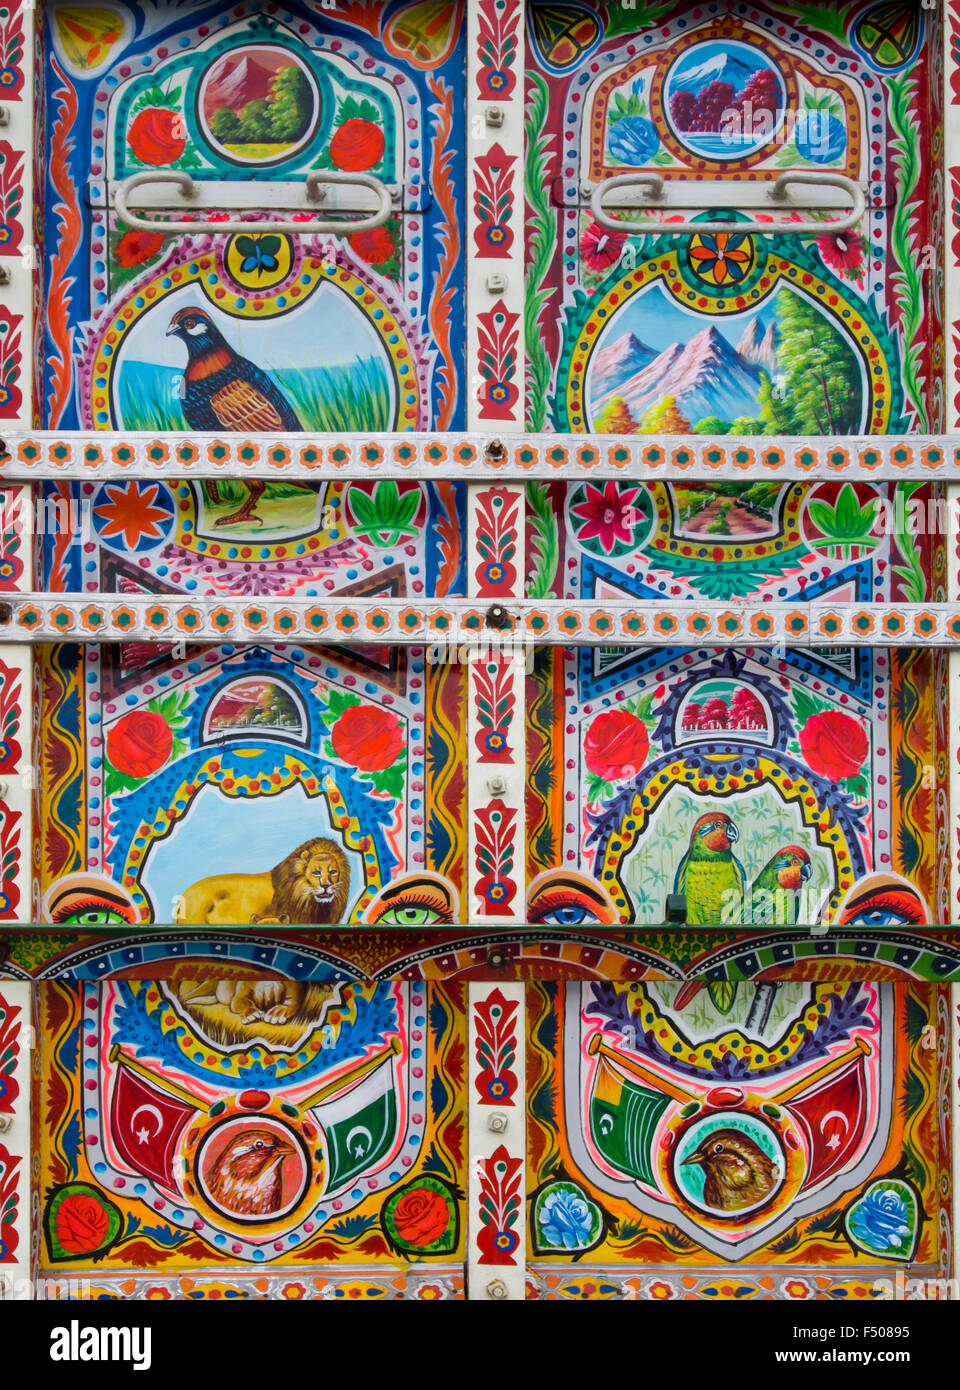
[589,171,866,236]
[114,170,394,235]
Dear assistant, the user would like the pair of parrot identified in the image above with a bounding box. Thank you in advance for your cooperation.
[671,814,813,1028]
[673,812,812,928]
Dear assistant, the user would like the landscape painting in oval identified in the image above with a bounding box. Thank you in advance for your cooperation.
[585,282,866,437]
[198,43,321,165]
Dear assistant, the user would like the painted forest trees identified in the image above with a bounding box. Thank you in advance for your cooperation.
[593,394,638,433]
[637,395,691,433]
[209,62,312,147]
[767,287,861,433]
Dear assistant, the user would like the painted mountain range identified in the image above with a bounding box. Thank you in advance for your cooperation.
[203,54,284,115]
[671,51,758,94]
[589,317,777,426]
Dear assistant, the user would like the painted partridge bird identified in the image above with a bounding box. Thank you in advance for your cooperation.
[683,1127,778,1212]
[167,307,301,525]
[205,1128,294,1217]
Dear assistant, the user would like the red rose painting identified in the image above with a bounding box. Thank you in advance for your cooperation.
[330,116,384,171]
[348,226,396,267]
[54,1190,112,1255]
[106,710,173,779]
[330,704,403,772]
[113,230,166,268]
[584,709,650,782]
[389,1185,450,1247]
[127,107,186,165]
[799,711,868,781]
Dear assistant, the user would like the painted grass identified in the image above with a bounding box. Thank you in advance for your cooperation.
[118,376,185,432]
[276,355,394,433]
[117,355,395,434]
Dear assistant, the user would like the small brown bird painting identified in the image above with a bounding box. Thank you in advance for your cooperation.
[205,1127,294,1217]
[682,1127,779,1213]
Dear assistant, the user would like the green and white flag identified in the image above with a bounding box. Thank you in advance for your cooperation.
[313,1052,399,1193]
[589,1050,672,1187]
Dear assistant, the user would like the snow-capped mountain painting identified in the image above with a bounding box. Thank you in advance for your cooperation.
[669,48,758,94]
[586,286,778,429]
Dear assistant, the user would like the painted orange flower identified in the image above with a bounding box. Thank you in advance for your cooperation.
[688,231,752,285]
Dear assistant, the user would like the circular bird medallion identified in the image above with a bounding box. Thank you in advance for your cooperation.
[669,1109,786,1221]
[194,1114,312,1226]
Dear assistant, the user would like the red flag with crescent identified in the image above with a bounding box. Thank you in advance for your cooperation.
[110,1064,196,1188]
[782,1044,869,1190]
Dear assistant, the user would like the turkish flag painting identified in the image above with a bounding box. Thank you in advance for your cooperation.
[110,1065,197,1189]
[784,1049,870,1190]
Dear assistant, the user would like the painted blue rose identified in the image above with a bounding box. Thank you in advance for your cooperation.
[795,114,846,163]
[607,116,660,165]
[536,1183,600,1250]
[847,1185,911,1252]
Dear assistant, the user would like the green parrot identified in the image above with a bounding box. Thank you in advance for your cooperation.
[673,812,746,926]
[748,844,812,926]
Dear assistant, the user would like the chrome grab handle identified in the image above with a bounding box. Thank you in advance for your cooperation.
[114,170,394,235]
[589,171,866,236]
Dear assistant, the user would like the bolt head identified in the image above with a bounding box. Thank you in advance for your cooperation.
[486,1279,509,1300]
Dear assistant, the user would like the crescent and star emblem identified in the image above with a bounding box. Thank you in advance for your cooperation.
[130,1104,165,1145]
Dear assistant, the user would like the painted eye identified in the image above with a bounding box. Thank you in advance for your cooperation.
[849,908,909,927]
[712,1142,724,1154]
[254,1139,264,1149]
[545,904,591,925]
[381,907,441,926]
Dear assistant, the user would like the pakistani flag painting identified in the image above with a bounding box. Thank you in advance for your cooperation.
[314,1048,400,1193]
[588,1039,672,1187]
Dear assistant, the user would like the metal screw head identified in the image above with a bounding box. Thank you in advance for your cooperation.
[485,604,511,631]
[485,437,506,462]
[487,1112,508,1134]
[484,105,505,127]
[0,1113,10,1134]
[487,775,507,797]
[486,1279,509,1300]
[485,272,508,294]
[0,603,12,625]
[487,947,507,969]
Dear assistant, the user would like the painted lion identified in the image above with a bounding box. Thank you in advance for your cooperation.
[174,837,351,925]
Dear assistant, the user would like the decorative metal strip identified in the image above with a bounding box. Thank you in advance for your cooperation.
[3,433,960,480]
[467,0,524,428]
[4,595,960,647]
[468,981,525,1300]
[467,484,526,923]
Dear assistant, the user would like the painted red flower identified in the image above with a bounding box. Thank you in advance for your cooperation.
[113,231,166,268]
[106,710,173,779]
[348,226,396,267]
[127,107,186,166]
[579,221,627,271]
[390,1186,450,1247]
[330,118,384,171]
[54,1192,111,1255]
[330,704,403,771]
[799,710,868,781]
[584,709,650,782]
[816,232,866,277]
[571,481,643,554]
